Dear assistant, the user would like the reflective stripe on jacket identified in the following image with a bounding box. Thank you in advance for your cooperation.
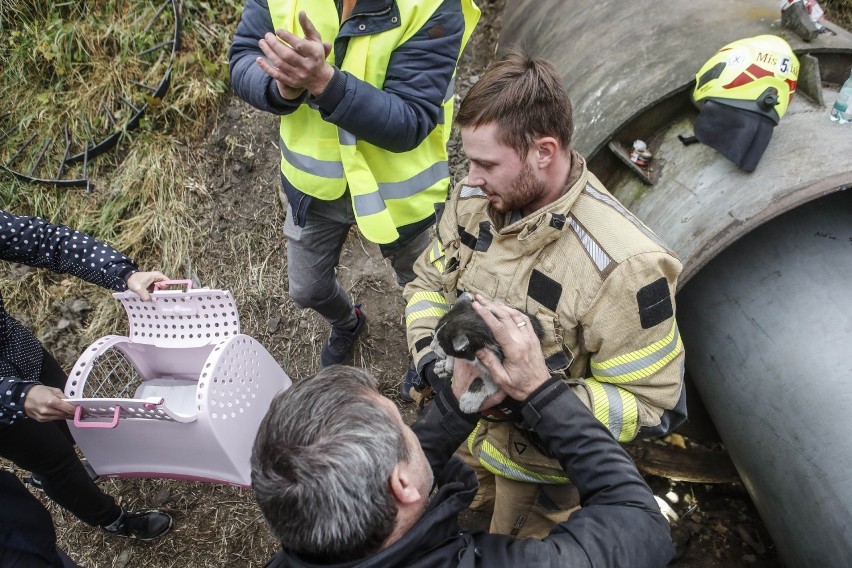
[268,0,479,244]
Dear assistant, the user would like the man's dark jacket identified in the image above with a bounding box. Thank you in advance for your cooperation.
[263,379,676,567]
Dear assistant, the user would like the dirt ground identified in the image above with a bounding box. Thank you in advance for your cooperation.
[18,0,782,566]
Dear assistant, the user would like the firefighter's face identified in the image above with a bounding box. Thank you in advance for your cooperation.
[461,122,548,214]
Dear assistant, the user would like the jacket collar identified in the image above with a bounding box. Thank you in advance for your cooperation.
[339,0,399,34]
[349,0,393,16]
[334,0,401,65]
[488,150,588,251]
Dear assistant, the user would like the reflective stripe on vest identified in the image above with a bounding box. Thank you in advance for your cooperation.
[269,0,480,244]
[468,423,570,484]
[427,238,445,272]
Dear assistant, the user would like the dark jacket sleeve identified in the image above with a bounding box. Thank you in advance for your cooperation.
[313,0,465,152]
[411,383,478,482]
[229,0,306,115]
[475,378,676,568]
[0,210,139,426]
[229,0,466,152]
[0,210,137,289]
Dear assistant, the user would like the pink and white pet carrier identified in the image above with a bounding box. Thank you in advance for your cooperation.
[64,281,291,487]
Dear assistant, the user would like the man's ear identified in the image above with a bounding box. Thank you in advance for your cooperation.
[389,463,422,505]
[533,137,560,168]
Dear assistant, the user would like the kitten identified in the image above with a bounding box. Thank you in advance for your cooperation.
[431,292,544,413]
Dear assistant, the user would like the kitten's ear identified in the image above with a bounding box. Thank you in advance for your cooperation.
[452,334,470,352]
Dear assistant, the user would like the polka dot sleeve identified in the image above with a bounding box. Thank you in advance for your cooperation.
[0,209,139,291]
[1,209,141,424]
[0,356,35,426]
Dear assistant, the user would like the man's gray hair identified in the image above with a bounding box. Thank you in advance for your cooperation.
[251,365,410,563]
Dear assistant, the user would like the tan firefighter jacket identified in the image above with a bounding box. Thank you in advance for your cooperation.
[404,153,686,483]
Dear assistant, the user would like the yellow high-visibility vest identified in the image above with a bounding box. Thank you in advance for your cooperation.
[269,0,480,244]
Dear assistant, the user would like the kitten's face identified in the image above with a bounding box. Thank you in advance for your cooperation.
[433,293,495,361]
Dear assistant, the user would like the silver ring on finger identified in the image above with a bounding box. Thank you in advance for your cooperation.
[516,321,527,328]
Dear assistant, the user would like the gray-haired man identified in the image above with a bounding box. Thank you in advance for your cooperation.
[251,296,674,567]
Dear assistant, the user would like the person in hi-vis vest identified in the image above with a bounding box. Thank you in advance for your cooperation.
[230,0,480,368]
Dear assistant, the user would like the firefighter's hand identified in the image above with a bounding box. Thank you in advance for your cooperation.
[472,295,551,401]
[126,271,168,301]
[24,385,77,422]
[257,11,334,97]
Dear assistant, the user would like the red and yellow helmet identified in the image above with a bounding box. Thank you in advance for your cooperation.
[693,35,799,124]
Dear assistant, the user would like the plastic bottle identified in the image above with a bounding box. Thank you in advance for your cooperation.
[829,71,852,124]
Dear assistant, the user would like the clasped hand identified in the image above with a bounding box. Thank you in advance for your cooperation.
[24,385,77,422]
[256,11,334,99]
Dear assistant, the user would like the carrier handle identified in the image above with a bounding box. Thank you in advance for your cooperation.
[153,279,193,292]
[151,279,196,315]
[73,405,121,429]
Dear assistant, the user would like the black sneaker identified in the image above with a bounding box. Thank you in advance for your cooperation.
[320,305,367,367]
[23,474,45,492]
[102,509,173,541]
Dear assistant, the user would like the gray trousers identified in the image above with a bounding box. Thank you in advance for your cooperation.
[284,192,432,329]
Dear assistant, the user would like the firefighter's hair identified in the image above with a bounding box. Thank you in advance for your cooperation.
[456,48,573,158]
[251,365,410,563]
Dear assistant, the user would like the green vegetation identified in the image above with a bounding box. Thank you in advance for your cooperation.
[0,0,240,343]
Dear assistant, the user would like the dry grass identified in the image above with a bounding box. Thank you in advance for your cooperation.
[50,476,278,567]
[822,0,852,28]
[1,2,172,180]
[0,0,237,346]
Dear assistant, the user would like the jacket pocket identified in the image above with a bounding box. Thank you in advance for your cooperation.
[532,311,573,373]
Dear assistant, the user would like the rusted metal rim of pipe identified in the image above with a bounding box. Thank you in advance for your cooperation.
[678,172,851,286]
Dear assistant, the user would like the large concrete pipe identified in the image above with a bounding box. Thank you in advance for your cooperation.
[500,1,852,566]
[678,190,852,566]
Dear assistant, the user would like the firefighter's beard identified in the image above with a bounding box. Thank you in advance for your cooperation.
[490,161,549,215]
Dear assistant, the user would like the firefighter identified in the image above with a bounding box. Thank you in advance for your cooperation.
[404,50,688,537]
